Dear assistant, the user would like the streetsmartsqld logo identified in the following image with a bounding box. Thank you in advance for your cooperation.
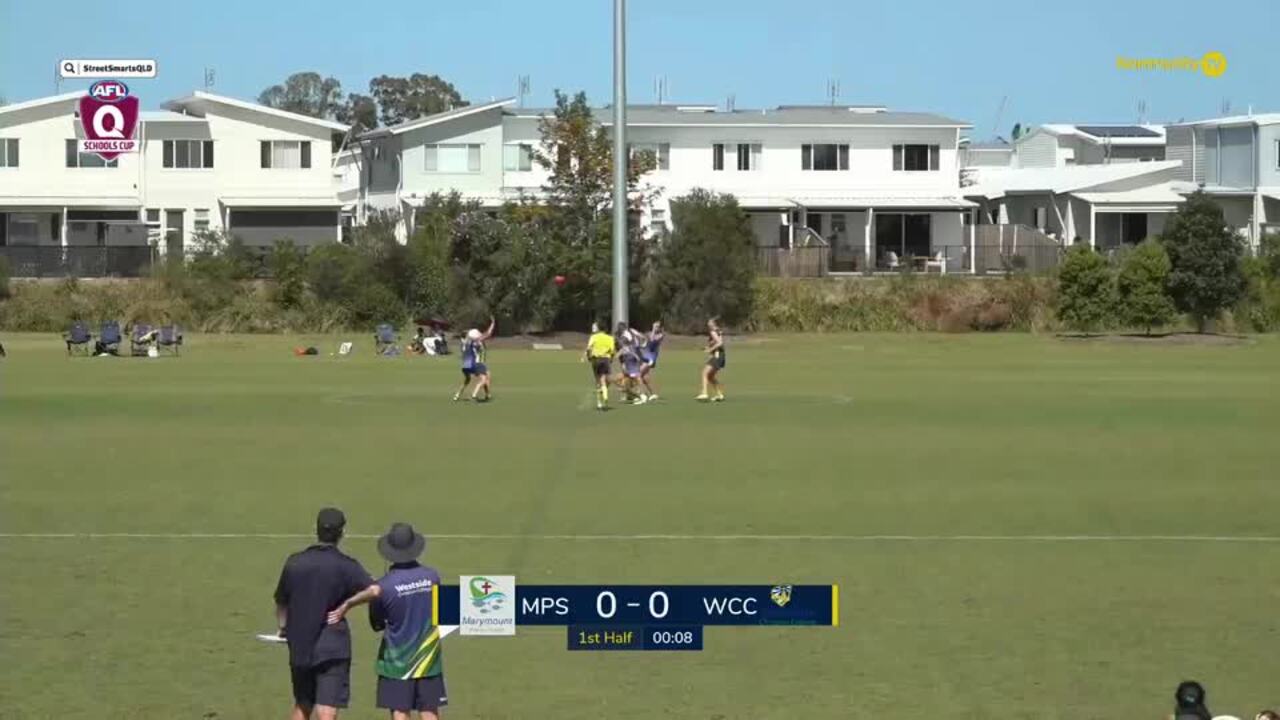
[1115,51,1227,78]
[78,80,139,160]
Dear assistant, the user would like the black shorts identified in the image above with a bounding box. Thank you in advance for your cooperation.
[377,675,448,712]
[707,355,725,370]
[290,659,350,709]
[591,358,611,378]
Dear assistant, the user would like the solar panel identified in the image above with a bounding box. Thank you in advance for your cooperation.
[1076,125,1160,138]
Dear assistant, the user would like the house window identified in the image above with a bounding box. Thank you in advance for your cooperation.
[194,209,211,234]
[425,144,481,173]
[145,209,162,243]
[259,140,311,169]
[163,140,214,169]
[503,143,534,172]
[737,143,761,171]
[630,142,670,170]
[802,143,849,171]
[1275,140,1280,170]
[650,208,667,235]
[65,139,118,168]
[0,138,18,168]
[1033,207,1047,230]
[893,144,940,171]
[712,143,725,171]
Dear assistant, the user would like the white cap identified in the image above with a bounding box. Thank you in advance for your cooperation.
[467,329,482,340]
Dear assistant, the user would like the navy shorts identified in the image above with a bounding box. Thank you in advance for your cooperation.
[377,675,448,712]
[462,363,488,378]
[623,358,641,378]
[591,358,611,378]
[290,659,350,709]
[707,356,725,370]
[642,351,658,368]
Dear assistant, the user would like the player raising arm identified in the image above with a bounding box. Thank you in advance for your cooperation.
[697,318,726,403]
[638,320,665,402]
[454,316,495,403]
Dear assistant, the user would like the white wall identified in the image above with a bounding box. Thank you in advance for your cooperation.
[628,125,961,199]
[400,108,506,200]
[0,99,143,207]
[1014,131,1059,168]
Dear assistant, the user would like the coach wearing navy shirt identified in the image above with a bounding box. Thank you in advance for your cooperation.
[274,508,375,720]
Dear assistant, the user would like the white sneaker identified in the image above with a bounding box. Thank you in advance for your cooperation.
[695,394,710,402]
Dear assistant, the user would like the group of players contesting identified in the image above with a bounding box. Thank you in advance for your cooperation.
[452,317,727,409]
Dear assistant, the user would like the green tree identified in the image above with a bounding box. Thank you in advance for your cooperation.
[268,240,307,309]
[644,190,757,331]
[1115,239,1177,334]
[532,90,657,325]
[257,72,343,118]
[1161,191,1246,332]
[335,93,378,130]
[1056,245,1114,333]
[368,74,466,126]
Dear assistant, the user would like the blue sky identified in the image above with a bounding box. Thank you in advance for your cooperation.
[2,0,1275,138]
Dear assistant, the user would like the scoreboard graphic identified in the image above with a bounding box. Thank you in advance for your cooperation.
[432,581,840,652]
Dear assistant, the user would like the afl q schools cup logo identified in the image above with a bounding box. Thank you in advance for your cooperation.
[78,80,140,161]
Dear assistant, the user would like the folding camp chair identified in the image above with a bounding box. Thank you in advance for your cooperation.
[65,322,93,356]
[373,324,398,355]
[97,321,123,355]
[157,325,183,356]
[130,323,155,356]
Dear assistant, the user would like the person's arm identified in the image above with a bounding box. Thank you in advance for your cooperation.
[481,316,496,341]
[327,583,382,625]
[706,331,723,356]
[273,564,290,637]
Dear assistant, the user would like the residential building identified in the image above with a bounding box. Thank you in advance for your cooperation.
[1013,124,1166,168]
[359,100,977,273]
[0,90,349,276]
[1166,113,1280,246]
[963,123,1182,251]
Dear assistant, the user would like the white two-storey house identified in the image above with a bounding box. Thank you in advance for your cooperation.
[0,90,349,276]
[359,100,977,273]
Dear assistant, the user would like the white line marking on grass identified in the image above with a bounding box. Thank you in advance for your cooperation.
[4,533,1280,543]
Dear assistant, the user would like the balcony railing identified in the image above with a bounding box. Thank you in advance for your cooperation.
[0,246,155,278]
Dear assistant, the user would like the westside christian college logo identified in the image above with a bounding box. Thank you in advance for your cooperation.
[78,80,139,161]
[460,575,516,636]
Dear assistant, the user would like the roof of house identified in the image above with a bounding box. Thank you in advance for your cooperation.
[1169,113,1280,128]
[1030,123,1166,146]
[507,104,969,128]
[359,98,516,139]
[139,110,207,123]
[1073,181,1187,206]
[163,90,349,132]
[965,160,1182,199]
[0,91,82,117]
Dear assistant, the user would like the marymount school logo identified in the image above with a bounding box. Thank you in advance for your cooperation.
[78,80,139,161]
[469,576,509,614]
[460,575,516,636]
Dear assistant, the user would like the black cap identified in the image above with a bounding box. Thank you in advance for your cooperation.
[316,507,346,533]
[377,522,426,564]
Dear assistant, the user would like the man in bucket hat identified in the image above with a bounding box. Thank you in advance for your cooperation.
[328,523,447,719]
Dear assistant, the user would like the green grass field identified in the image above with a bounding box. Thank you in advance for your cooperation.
[2,331,1279,719]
